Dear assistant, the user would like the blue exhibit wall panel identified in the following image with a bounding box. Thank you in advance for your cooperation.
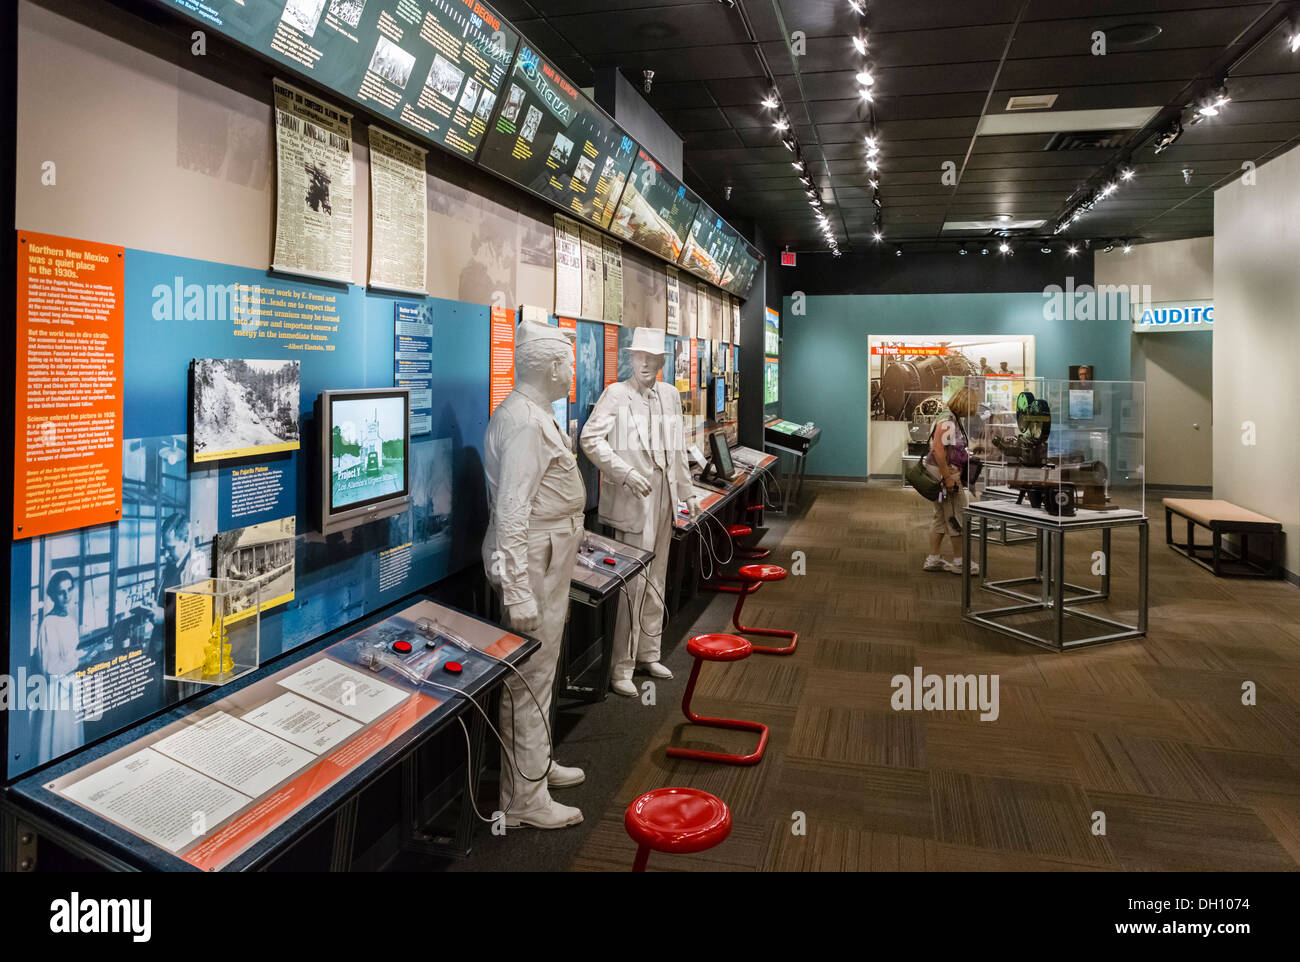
[7,249,490,779]
[780,293,1132,478]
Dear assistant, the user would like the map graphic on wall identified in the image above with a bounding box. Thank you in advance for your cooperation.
[477,43,638,229]
[868,335,1034,422]
[608,147,700,262]
[192,359,301,462]
[159,0,520,159]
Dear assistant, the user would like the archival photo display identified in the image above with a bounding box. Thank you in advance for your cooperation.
[192,358,301,462]
[215,516,297,612]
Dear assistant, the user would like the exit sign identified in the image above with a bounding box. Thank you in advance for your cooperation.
[780,251,796,267]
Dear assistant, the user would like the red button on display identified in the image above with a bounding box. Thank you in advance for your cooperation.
[444,661,463,674]
[393,640,412,653]
[603,557,616,565]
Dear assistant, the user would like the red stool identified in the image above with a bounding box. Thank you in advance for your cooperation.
[625,787,732,872]
[666,633,768,765]
[731,564,798,655]
[727,522,770,561]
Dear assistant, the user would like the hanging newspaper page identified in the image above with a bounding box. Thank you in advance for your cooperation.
[368,126,427,295]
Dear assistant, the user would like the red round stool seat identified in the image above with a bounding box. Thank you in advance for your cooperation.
[625,788,732,871]
[739,563,786,582]
[687,633,752,662]
[726,523,753,539]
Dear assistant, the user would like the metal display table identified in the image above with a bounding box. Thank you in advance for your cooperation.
[961,500,1148,652]
[763,418,820,513]
[1,598,537,871]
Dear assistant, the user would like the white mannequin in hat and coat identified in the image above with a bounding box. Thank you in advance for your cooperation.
[580,326,701,697]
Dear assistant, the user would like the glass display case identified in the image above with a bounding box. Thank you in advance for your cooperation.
[165,578,261,685]
[943,376,1145,520]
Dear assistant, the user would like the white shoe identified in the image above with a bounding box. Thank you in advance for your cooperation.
[639,661,673,679]
[547,763,585,788]
[922,554,946,572]
[505,799,584,830]
[944,558,980,575]
[611,679,638,697]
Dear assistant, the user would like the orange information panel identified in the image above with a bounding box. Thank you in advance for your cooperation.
[557,316,577,401]
[14,231,125,539]
[604,323,618,386]
[489,306,516,415]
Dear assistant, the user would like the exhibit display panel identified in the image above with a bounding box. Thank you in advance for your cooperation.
[679,203,740,286]
[152,0,520,160]
[945,376,1146,520]
[608,147,700,262]
[477,42,637,230]
[723,242,762,298]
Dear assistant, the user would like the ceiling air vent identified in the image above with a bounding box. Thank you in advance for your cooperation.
[1006,94,1057,111]
[1043,129,1131,151]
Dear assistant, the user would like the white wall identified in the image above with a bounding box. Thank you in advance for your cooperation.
[1096,237,1214,489]
[1214,146,1300,575]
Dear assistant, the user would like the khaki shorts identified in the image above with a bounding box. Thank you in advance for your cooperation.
[926,462,968,537]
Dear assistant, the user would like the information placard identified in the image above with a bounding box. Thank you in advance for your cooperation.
[679,201,739,287]
[608,147,699,261]
[14,232,124,539]
[478,42,637,229]
[158,0,519,161]
[489,305,515,413]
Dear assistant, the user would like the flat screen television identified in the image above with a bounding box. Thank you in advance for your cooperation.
[316,388,411,535]
[700,430,735,485]
[711,375,726,419]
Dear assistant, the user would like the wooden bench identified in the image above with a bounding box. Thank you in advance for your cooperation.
[1163,499,1283,578]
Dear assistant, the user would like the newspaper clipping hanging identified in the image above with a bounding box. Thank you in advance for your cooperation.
[665,266,681,335]
[368,126,428,295]
[272,79,354,284]
[553,215,583,317]
[602,236,624,325]
[580,226,605,321]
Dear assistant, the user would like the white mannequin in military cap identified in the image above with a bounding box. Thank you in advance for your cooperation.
[580,326,701,697]
[482,320,586,830]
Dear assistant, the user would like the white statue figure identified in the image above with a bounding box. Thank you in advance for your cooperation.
[482,321,586,830]
[580,326,701,697]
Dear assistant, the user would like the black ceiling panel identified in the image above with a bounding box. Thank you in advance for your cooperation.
[505,0,1300,249]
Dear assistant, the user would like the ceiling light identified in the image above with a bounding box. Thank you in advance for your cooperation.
[866,143,880,157]
[1122,241,1132,254]
[868,178,879,189]
[762,96,779,110]
[1121,167,1135,180]
[1100,182,1117,197]
[773,118,789,130]
[1067,244,1079,256]
[800,176,812,186]
[866,158,879,171]
[1103,241,1115,253]
[859,88,874,102]
[998,242,1010,254]
[792,160,804,171]
[782,136,796,151]
[1040,245,1051,254]
[864,135,878,148]
[832,248,842,257]
[895,249,903,257]
[958,245,968,255]
[852,35,867,56]
[848,0,864,15]
[856,70,874,87]
[1290,29,1300,53]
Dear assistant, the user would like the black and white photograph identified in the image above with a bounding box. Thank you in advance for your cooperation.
[458,77,482,112]
[280,0,327,37]
[425,53,465,101]
[327,0,365,28]
[574,154,596,188]
[501,83,525,123]
[368,36,415,89]
[192,358,301,462]
[474,88,497,121]
[304,161,332,214]
[215,516,296,613]
[548,130,574,165]
[520,105,543,143]
[599,155,617,181]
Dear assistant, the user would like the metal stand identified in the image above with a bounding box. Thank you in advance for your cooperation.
[962,504,1148,652]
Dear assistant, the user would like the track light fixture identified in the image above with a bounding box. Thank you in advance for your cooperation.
[958,244,968,255]
[894,248,903,257]
[998,241,1011,254]
[642,69,654,94]
[852,34,867,55]
[1067,244,1079,256]
[848,0,865,14]
[1040,245,1052,254]
[1103,241,1115,253]
[782,135,796,152]
[873,230,883,242]
[1121,167,1135,180]
[761,95,779,110]
[1291,25,1300,53]
[980,247,989,256]
[1122,240,1133,254]
[1153,119,1183,153]
[856,70,874,87]
[859,88,874,102]
[792,159,804,171]
[773,118,789,131]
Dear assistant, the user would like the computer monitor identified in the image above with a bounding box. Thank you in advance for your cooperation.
[710,375,726,419]
[702,430,735,484]
[316,388,411,535]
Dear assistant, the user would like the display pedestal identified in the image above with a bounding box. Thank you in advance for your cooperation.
[961,501,1148,652]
